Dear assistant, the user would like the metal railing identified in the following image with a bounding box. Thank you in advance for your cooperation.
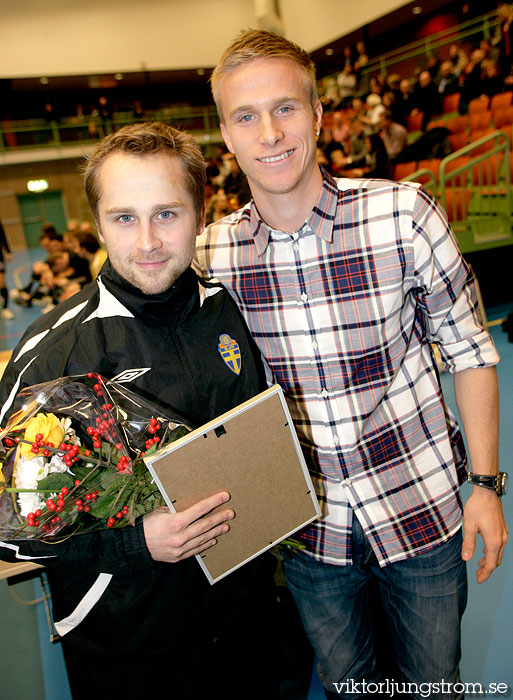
[0,106,221,153]
[401,130,513,254]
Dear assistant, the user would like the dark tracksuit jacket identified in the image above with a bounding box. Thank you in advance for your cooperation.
[0,261,278,700]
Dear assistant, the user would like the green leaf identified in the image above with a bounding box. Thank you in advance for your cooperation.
[36,472,74,491]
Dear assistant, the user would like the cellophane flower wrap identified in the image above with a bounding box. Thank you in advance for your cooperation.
[0,373,191,540]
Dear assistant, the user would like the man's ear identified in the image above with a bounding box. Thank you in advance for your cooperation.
[220,123,235,154]
[196,204,206,237]
[96,221,105,244]
[313,100,323,136]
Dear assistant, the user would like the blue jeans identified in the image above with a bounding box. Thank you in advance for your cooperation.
[283,516,467,700]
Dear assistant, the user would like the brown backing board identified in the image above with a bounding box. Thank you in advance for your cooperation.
[144,385,320,583]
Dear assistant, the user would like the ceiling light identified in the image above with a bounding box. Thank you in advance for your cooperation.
[27,179,49,193]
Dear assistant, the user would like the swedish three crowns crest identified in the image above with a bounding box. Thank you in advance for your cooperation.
[218,334,241,375]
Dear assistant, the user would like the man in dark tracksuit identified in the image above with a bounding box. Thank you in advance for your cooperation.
[0,123,278,699]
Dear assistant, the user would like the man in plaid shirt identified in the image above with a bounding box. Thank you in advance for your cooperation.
[196,30,508,698]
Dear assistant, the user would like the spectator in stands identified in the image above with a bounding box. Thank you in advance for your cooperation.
[360,132,389,178]
[378,109,408,161]
[331,111,351,148]
[448,42,469,77]
[460,47,487,112]
[319,125,345,168]
[15,226,64,307]
[481,59,504,99]
[382,90,403,125]
[132,99,145,121]
[354,40,370,96]
[221,152,251,205]
[368,74,385,97]
[364,93,386,130]
[330,116,368,173]
[351,96,366,119]
[426,54,441,80]
[493,3,513,78]
[205,187,234,225]
[385,73,402,102]
[63,231,93,287]
[396,78,415,125]
[98,95,113,136]
[436,61,461,98]
[342,45,355,70]
[411,70,442,130]
[336,64,358,108]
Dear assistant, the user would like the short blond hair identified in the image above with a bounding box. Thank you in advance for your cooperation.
[83,122,206,226]
[211,29,318,120]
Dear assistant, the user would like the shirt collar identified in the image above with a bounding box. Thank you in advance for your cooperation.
[241,168,340,255]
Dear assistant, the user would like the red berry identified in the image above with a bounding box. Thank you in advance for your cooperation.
[75,499,83,506]
[93,440,101,449]
[85,449,92,457]
[115,443,122,450]
[35,433,43,441]
[74,479,81,486]
[150,417,157,426]
[27,512,35,520]
[43,449,50,457]
[148,425,157,434]
[83,505,91,512]
[34,509,42,517]
[60,487,69,496]
[116,512,123,519]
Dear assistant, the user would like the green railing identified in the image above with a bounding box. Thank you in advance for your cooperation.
[401,130,513,254]
[368,10,499,78]
[0,105,221,153]
[319,10,499,97]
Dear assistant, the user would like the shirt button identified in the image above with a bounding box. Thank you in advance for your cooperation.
[301,292,308,302]
[293,243,299,251]
[333,433,339,444]
[321,389,329,397]
[312,340,318,349]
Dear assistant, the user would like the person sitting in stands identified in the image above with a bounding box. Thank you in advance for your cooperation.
[15,226,64,307]
[436,61,461,98]
[330,116,368,174]
[378,109,408,161]
[411,70,442,130]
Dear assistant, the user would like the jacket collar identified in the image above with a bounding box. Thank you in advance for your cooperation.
[99,259,199,325]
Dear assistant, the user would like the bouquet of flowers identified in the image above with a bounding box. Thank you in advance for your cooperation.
[0,373,191,540]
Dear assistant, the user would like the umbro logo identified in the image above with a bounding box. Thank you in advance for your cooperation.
[111,368,151,383]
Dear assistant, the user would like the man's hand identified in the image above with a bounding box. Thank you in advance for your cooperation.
[462,487,508,583]
[143,491,234,563]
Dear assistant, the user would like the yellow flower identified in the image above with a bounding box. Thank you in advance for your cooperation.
[18,413,64,459]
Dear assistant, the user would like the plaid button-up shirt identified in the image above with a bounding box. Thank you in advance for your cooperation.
[195,172,500,566]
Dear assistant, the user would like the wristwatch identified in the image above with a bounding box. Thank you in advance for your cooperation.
[467,471,508,497]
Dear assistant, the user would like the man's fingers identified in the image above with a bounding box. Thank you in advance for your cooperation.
[461,529,476,561]
[181,491,231,526]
